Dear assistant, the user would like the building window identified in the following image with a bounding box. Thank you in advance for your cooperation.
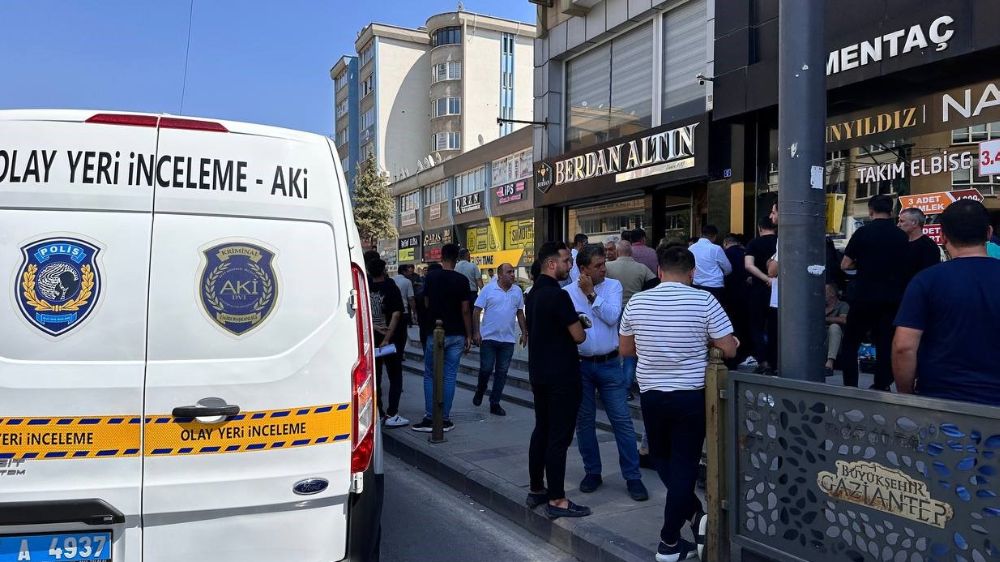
[433,26,461,47]
[341,156,350,173]
[432,97,462,117]
[359,43,374,67]
[336,100,349,118]
[361,74,374,98]
[361,108,375,131]
[433,61,462,82]
[951,122,1000,144]
[335,72,349,92]
[565,23,653,152]
[424,181,447,206]
[336,127,348,146]
[662,0,708,122]
[400,191,420,212]
[360,142,375,161]
[500,32,515,136]
[432,132,461,151]
[491,149,532,186]
[455,167,486,196]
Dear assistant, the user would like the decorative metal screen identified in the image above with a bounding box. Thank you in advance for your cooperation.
[729,373,1000,562]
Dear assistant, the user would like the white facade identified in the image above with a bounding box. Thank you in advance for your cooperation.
[374,36,432,180]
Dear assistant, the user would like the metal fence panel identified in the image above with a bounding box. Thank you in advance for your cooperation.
[728,373,1000,562]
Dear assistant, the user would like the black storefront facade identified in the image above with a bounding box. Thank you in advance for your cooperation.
[533,113,729,248]
[714,0,1000,239]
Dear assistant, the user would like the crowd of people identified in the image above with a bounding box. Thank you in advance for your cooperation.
[363,197,999,561]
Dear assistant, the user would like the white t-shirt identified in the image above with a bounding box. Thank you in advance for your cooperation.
[474,282,524,344]
[619,282,733,392]
[392,274,414,313]
[769,250,778,309]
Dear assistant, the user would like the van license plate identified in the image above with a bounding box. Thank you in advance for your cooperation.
[0,532,111,562]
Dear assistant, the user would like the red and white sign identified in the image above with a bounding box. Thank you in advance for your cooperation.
[898,189,983,215]
[922,224,943,245]
[979,138,1000,176]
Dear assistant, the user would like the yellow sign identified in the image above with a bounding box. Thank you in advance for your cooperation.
[1,403,352,460]
[467,226,501,253]
[471,249,524,269]
[398,248,415,262]
[826,193,846,234]
[817,460,954,529]
[504,219,534,249]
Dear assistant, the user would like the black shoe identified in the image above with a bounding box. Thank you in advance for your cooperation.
[824,367,835,378]
[490,403,506,416]
[410,418,433,432]
[639,452,654,469]
[526,492,547,509]
[753,364,767,374]
[546,500,591,520]
[579,474,602,493]
[442,420,454,432]
[472,389,484,406]
[626,479,649,501]
[762,367,777,377]
[656,538,697,562]
[691,511,708,560]
[868,384,891,392]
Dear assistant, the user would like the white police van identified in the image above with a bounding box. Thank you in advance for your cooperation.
[0,110,383,561]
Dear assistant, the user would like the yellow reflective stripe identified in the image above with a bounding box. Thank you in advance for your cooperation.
[0,415,141,460]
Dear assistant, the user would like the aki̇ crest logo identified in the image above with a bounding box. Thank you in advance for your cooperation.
[199,241,278,336]
[16,237,103,337]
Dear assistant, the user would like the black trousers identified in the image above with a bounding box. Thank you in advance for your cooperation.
[766,307,779,371]
[838,300,899,389]
[748,285,772,365]
[640,389,706,544]
[376,336,405,417]
[528,381,582,501]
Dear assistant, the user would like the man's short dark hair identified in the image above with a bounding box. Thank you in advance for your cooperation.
[398,264,414,274]
[458,248,471,259]
[702,225,719,238]
[427,262,443,272]
[363,249,381,265]
[758,216,777,231]
[941,199,991,248]
[724,233,742,246]
[529,259,541,280]
[657,245,696,274]
[620,230,634,242]
[573,233,589,246]
[869,194,894,215]
[537,241,568,266]
[632,228,647,243]
[576,243,605,268]
[441,243,460,263]
[368,258,387,278]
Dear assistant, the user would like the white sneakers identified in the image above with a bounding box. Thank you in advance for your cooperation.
[384,414,410,428]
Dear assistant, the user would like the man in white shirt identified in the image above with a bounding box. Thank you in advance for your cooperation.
[620,245,737,562]
[564,244,648,502]
[392,264,417,327]
[566,233,589,286]
[455,248,484,304]
[472,263,526,416]
[689,225,732,303]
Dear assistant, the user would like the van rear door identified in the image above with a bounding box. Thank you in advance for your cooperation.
[141,119,361,562]
[0,110,156,562]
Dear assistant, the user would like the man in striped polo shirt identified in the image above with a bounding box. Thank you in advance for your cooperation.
[620,246,738,562]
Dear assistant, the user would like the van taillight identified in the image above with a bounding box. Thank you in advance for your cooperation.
[85,113,228,132]
[350,263,375,474]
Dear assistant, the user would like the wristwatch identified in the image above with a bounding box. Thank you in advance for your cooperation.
[586,292,597,302]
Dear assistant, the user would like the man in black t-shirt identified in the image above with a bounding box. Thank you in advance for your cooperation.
[411,244,471,433]
[897,207,942,288]
[525,242,590,520]
[743,217,777,371]
[839,195,909,390]
[368,259,408,428]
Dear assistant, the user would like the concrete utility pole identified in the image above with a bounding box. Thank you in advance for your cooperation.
[777,0,827,382]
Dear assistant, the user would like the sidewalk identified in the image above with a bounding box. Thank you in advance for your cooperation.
[383,355,681,562]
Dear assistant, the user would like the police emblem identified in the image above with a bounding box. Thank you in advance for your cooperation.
[16,237,103,337]
[199,242,278,335]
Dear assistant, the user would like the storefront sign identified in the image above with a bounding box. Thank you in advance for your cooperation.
[466,225,502,253]
[422,228,453,262]
[826,16,954,77]
[397,235,420,263]
[470,249,524,269]
[817,460,953,529]
[428,204,442,220]
[454,192,482,214]
[923,224,943,245]
[826,106,921,144]
[897,189,984,215]
[400,209,417,227]
[496,180,526,204]
[504,219,534,249]
[979,138,1000,175]
[544,122,699,188]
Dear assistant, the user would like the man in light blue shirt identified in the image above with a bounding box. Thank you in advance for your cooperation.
[564,244,647,502]
[472,263,526,416]
[689,225,732,303]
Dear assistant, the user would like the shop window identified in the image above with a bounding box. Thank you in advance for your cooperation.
[568,199,646,239]
[662,0,708,123]
[952,167,999,197]
[565,23,653,152]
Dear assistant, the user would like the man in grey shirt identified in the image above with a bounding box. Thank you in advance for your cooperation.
[455,248,483,304]
[392,264,417,327]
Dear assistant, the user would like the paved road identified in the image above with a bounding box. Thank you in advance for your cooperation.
[381,454,579,562]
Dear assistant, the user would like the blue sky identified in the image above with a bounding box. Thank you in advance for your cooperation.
[0,1,536,135]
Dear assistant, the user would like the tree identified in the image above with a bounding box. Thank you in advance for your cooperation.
[352,154,397,248]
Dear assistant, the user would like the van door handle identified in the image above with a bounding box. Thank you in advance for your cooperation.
[172,405,240,418]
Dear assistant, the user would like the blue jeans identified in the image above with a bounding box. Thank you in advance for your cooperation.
[576,359,641,481]
[423,335,464,421]
[477,340,514,405]
[622,355,637,387]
